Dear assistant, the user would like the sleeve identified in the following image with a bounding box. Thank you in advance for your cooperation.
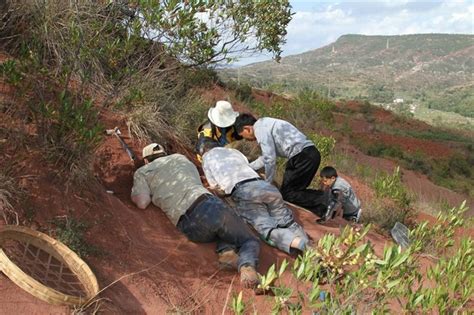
[202,157,218,189]
[255,127,277,183]
[131,170,152,210]
[321,189,342,221]
[131,170,151,197]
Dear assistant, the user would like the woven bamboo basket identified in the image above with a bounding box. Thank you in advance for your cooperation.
[0,225,99,306]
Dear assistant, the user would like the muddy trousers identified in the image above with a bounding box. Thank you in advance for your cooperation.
[280,146,327,212]
[177,194,260,270]
[232,180,308,254]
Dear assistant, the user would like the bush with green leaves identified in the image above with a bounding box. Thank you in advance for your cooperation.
[229,201,471,314]
[51,216,101,257]
[410,200,468,256]
[373,166,412,210]
[308,133,336,166]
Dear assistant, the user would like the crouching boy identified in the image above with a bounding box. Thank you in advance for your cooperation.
[318,166,362,224]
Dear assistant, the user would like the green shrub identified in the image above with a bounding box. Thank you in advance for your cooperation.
[410,201,468,255]
[226,80,254,102]
[231,204,471,314]
[51,216,101,257]
[308,133,336,166]
[0,60,23,86]
[373,167,412,210]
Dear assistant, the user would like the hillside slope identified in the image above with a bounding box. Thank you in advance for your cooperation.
[221,34,474,117]
[1,79,473,313]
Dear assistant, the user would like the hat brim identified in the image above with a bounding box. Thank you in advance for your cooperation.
[208,108,238,128]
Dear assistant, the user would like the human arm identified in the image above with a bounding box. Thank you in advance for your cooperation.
[251,121,277,182]
[131,170,152,209]
[317,189,343,223]
[132,194,151,209]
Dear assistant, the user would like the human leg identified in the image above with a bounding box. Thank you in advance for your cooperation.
[232,182,303,254]
[280,146,326,209]
[177,196,259,269]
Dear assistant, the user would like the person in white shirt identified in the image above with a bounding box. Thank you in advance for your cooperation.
[200,141,309,254]
[234,113,327,215]
[132,143,260,288]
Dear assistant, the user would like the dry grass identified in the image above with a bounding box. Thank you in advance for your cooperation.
[361,198,416,231]
[0,172,19,225]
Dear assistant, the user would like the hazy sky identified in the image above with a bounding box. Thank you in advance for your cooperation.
[233,0,474,66]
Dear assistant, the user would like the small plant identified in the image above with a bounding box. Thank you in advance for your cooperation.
[258,260,288,292]
[410,200,468,255]
[0,172,19,225]
[295,225,371,283]
[51,216,101,257]
[0,60,23,86]
[373,167,412,210]
[230,291,245,315]
[308,133,336,165]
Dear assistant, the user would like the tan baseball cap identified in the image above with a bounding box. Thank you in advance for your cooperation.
[142,143,166,159]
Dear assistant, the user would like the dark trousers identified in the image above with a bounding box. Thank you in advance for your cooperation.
[177,194,259,270]
[280,146,327,212]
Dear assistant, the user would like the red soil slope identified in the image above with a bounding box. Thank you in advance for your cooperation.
[1,79,472,313]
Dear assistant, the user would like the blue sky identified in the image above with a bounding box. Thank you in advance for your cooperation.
[233,0,474,66]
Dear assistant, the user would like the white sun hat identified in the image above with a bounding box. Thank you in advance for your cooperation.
[142,143,166,159]
[207,100,239,128]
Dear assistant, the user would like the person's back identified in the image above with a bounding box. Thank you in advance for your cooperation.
[202,147,259,195]
[131,144,261,288]
[202,145,309,254]
[235,113,325,213]
[132,153,209,225]
[331,177,361,217]
[253,117,314,162]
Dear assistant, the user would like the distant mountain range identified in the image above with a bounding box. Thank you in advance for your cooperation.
[221,34,474,118]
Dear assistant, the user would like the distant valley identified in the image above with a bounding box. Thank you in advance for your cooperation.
[221,34,474,122]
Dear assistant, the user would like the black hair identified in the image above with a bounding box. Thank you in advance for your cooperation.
[234,113,257,133]
[198,138,220,156]
[320,166,338,178]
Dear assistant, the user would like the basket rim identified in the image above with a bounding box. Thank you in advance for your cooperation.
[0,225,99,306]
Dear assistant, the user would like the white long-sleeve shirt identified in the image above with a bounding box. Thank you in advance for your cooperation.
[202,147,260,195]
[249,117,314,182]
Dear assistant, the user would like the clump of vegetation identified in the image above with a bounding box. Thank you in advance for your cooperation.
[0,172,19,225]
[226,80,254,102]
[410,201,468,256]
[50,216,101,257]
[308,133,336,166]
[229,202,472,314]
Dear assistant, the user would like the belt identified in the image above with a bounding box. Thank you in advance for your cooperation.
[185,193,211,216]
[231,177,262,195]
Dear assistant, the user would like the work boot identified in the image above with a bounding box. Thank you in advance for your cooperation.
[240,265,259,289]
[218,249,239,270]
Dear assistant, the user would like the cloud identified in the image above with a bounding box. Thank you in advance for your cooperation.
[232,0,473,66]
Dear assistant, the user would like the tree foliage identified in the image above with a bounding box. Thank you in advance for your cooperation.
[132,0,292,64]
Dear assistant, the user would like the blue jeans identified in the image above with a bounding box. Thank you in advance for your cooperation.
[177,194,259,270]
[232,181,308,254]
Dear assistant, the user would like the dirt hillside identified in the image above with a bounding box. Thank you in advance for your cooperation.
[1,76,473,313]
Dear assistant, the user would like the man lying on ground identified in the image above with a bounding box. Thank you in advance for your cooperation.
[200,140,309,255]
[131,143,260,288]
